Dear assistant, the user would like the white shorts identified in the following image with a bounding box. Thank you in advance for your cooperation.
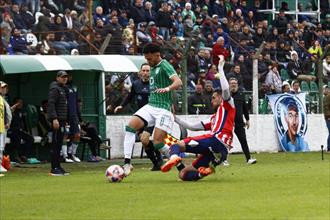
[134,104,174,134]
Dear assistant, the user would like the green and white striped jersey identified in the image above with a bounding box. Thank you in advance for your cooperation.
[149,59,177,111]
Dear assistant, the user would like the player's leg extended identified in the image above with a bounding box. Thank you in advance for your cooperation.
[123,116,145,176]
[179,154,215,181]
[161,140,185,172]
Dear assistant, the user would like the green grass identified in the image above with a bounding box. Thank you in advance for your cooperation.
[1,152,329,220]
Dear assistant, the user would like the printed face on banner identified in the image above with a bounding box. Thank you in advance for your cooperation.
[273,94,309,152]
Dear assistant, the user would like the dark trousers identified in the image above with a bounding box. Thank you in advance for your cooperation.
[234,126,251,161]
[6,129,34,159]
[85,125,102,157]
[51,121,66,169]
[326,119,330,151]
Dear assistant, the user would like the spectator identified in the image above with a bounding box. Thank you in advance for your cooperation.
[9,28,30,54]
[253,27,265,48]
[282,81,291,93]
[212,36,230,65]
[323,55,330,83]
[265,64,282,94]
[188,84,208,114]
[212,0,225,18]
[272,9,288,35]
[93,6,108,25]
[308,40,323,59]
[7,97,39,164]
[182,2,196,23]
[290,80,301,95]
[203,80,214,114]
[105,15,123,54]
[144,1,156,23]
[287,51,316,82]
[10,4,28,32]
[156,1,172,41]
[129,0,146,25]
[1,12,15,49]
[20,4,35,29]
[136,22,152,51]
[206,64,220,89]
[226,64,244,90]
[48,70,70,176]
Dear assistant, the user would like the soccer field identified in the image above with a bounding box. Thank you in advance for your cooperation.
[1,152,329,220]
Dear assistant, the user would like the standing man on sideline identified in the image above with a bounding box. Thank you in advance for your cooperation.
[229,78,256,165]
[121,43,182,176]
[48,70,70,176]
[114,63,163,171]
[323,85,330,152]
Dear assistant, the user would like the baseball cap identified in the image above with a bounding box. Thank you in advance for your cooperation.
[0,81,8,87]
[57,70,68,77]
[212,14,219,19]
[323,85,329,89]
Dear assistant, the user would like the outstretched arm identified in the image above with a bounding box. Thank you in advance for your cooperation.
[218,55,231,101]
[175,116,205,131]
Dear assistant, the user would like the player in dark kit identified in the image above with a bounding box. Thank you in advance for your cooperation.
[114,63,163,171]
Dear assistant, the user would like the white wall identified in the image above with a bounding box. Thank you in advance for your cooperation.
[106,114,328,158]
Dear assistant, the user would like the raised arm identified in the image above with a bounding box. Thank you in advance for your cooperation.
[217,55,231,101]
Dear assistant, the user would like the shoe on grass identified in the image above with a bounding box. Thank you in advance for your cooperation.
[222,160,230,167]
[0,165,7,173]
[247,158,257,164]
[161,155,182,172]
[123,163,133,176]
[49,167,64,176]
[71,155,81,163]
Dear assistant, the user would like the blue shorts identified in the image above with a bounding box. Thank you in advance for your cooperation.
[183,134,228,168]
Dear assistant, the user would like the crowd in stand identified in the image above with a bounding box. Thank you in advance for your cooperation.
[0,0,330,114]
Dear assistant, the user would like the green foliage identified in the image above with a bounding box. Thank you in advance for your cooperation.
[1,153,329,220]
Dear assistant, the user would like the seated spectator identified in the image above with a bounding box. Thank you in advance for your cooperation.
[9,28,31,54]
[287,51,316,82]
[81,122,105,162]
[265,64,282,94]
[1,12,15,49]
[6,98,39,164]
[276,40,290,67]
[11,4,28,32]
[136,22,152,52]
[308,40,323,59]
[188,84,208,114]
[282,81,291,93]
[206,64,220,89]
[93,6,109,25]
[290,80,301,94]
[323,55,330,83]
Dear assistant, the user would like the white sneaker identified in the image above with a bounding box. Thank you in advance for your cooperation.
[0,174,4,177]
[222,160,230,167]
[64,157,74,163]
[0,165,7,173]
[123,163,133,176]
[71,155,81,163]
[247,158,257,164]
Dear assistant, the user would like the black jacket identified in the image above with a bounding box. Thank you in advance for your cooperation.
[48,81,68,122]
[231,89,249,127]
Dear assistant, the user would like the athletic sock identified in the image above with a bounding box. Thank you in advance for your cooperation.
[61,145,67,158]
[124,126,136,164]
[176,162,185,171]
[154,143,170,158]
[71,142,79,155]
[124,158,131,164]
[145,142,158,166]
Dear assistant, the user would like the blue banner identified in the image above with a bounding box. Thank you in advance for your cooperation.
[267,93,309,152]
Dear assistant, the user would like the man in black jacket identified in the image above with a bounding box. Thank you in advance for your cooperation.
[48,70,69,176]
[229,78,256,165]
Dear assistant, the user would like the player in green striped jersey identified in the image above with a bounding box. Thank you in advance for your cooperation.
[122,43,182,176]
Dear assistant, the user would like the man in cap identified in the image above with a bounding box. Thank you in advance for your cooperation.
[48,70,70,176]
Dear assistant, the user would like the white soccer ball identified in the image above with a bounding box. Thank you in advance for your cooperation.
[105,165,125,183]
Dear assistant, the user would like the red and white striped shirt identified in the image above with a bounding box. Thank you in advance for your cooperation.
[202,98,236,148]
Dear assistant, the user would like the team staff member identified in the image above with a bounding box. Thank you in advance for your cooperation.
[229,78,256,164]
[48,70,70,176]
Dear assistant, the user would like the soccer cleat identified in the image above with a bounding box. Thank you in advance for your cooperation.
[49,168,64,176]
[71,155,81,163]
[247,158,257,165]
[198,167,214,177]
[222,160,230,167]
[0,174,4,177]
[161,155,182,172]
[0,165,8,173]
[123,163,133,176]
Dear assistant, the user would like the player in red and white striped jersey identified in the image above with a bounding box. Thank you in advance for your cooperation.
[161,55,236,181]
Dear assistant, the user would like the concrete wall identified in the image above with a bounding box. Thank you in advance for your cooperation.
[106,114,327,158]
